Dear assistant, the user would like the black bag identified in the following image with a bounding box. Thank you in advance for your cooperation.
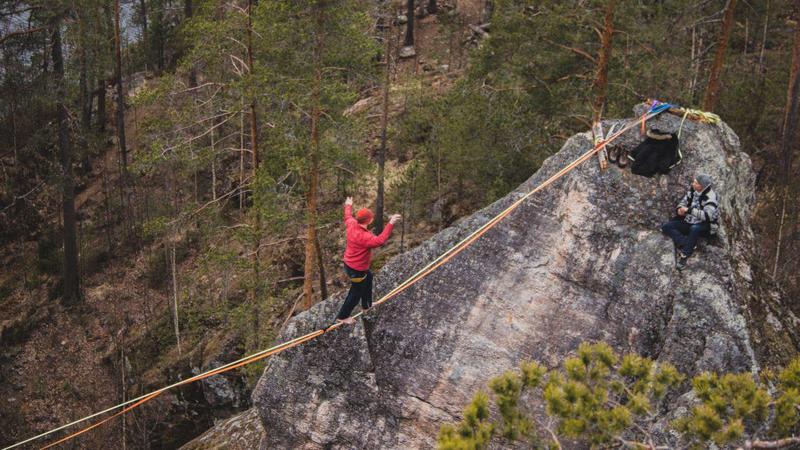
[628,129,681,177]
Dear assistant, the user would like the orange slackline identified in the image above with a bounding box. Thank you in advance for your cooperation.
[7,103,671,450]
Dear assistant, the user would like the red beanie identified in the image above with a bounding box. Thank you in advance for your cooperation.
[356,208,373,224]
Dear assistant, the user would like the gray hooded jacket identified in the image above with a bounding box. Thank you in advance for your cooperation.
[678,185,720,227]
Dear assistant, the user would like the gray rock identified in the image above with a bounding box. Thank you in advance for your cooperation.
[195,336,248,412]
[180,408,263,450]
[399,45,416,59]
[192,106,798,449]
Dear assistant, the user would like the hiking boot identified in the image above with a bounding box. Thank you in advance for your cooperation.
[607,146,619,164]
[336,316,356,325]
[617,148,628,168]
[676,253,689,271]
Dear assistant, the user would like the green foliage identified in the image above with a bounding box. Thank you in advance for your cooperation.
[394,74,552,226]
[673,371,770,447]
[489,371,532,439]
[441,342,679,449]
[438,391,494,450]
[441,340,800,449]
[541,342,678,446]
[440,342,684,448]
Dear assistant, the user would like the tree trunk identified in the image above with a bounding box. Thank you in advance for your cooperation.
[303,9,323,310]
[702,0,737,112]
[375,17,392,234]
[239,97,246,209]
[483,0,494,23]
[251,216,262,347]
[591,0,616,170]
[79,15,92,131]
[404,0,415,47]
[97,78,107,132]
[170,244,182,355]
[592,0,616,123]
[139,0,148,52]
[114,0,128,176]
[248,0,258,173]
[744,1,770,140]
[185,0,197,87]
[428,0,437,14]
[211,102,218,201]
[772,2,800,278]
[53,19,82,305]
[120,342,127,450]
[11,95,18,162]
[302,68,321,310]
[315,234,328,301]
[42,31,48,75]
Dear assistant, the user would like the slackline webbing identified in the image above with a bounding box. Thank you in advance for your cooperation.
[4,102,675,450]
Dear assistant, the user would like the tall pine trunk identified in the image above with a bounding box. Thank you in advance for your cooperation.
[591,0,616,170]
[139,0,148,58]
[303,7,324,310]
[745,2,770,140]
[375,16,392,234]
[114,0,128,176]
[315,234,328,301]
[97,78,107,132]
[53,19,81,305]
[79,15,91,131]
[169,244,182,355]
[592,0,616,123]
[247,0,258,174]
[702,0,737,111]
[186,0,197,87]
[404,0,414,47]
[772,1,800,278]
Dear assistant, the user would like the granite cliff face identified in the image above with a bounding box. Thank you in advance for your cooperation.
[183,107,799,449]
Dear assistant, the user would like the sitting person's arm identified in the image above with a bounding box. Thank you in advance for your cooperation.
[677,191,690,216]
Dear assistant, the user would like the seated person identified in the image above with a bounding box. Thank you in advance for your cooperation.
[660,174,719,270]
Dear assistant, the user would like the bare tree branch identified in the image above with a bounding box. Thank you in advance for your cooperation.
[0,24,47,45]
[0,181,45,212]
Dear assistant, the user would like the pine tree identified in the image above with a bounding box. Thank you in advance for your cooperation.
[703,0,738,111]
[441,342,800,449]
[255,0,378,309]
[52,14,82,304]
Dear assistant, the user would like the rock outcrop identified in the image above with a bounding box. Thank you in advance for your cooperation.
[183,106,799,449]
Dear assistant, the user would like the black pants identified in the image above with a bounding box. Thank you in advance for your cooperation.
[661,218,710,257]
[337,264,373,320]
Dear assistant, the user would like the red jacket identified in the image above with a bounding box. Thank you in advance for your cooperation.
[343,204,394,271]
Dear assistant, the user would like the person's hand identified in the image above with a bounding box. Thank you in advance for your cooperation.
[677,207,688,216]
[389,214,402,224]
[345,196,353,206]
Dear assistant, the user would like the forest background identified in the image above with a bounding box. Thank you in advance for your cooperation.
[1,0,799,447]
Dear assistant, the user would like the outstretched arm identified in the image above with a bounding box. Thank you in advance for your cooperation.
[344,197,355,225]
[361,214,402,248]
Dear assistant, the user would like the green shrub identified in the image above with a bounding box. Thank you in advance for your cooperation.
[440,342,800,450]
